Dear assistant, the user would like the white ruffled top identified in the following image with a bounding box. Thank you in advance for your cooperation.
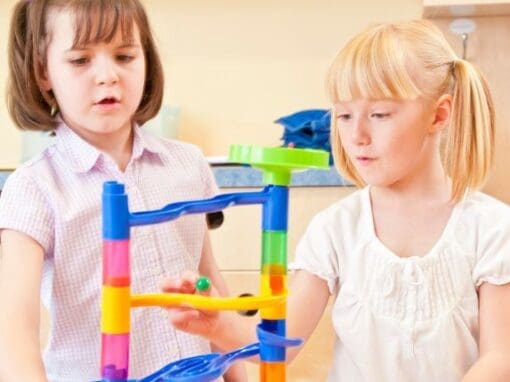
[293,187,510,382]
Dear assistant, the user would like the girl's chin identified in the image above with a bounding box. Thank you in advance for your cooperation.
[360,176,396,188]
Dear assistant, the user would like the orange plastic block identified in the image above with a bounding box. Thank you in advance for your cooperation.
[261,362,285,382]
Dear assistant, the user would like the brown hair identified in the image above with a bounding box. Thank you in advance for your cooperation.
[326,20,495,202]
[7,0,164,131]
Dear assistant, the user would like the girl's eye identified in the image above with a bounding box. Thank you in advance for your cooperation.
[337,114,352,122]
[117,54,135,62]
[70,57,89,66]
[371,112,390,119]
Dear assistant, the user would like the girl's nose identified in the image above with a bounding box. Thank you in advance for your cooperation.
[94,57,119,86]
[351,118,371,146]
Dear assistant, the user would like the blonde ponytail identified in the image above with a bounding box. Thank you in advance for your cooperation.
[445,59,495,201]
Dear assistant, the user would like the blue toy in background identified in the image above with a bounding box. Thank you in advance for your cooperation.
[275,109,332,164]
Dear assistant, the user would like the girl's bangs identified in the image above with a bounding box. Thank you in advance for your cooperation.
[327,28,422,102]
[70,1,136,48]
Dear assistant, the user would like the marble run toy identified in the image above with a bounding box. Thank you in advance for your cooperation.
[99,144,329,382]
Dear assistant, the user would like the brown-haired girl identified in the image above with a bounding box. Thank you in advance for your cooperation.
[165,20,510,381]
[0,1,245,381]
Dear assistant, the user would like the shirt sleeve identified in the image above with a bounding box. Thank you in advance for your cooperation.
[0,170,54,254]
[472,204,510,287]
[196,150,218,199]
[291,212,340,294]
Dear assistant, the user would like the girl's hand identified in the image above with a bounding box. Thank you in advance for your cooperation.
[161,271,223,339]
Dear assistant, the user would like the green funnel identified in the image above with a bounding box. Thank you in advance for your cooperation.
[228,145,329,186]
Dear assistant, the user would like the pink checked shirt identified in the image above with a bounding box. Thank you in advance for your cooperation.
[0,122,217,381]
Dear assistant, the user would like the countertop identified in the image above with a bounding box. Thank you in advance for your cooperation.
[0,165,351,190]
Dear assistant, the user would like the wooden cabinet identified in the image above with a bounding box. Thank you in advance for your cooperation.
[423,0,510,17]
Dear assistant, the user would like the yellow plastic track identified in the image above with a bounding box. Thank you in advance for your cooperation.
[130,293,285,310]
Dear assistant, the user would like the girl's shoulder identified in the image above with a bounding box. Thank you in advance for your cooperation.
[157,137,203,156]
[458,191,510,287]
[138,129,206,164]
[461,190,510,223]
[4,145,59,189]
[453,190,510,257]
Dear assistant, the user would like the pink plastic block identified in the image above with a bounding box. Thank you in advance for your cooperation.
[103,240,130,287]
[101,333,129,379]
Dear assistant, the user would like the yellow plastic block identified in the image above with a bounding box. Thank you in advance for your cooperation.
[101,286,130,334]
[260,274,287,319]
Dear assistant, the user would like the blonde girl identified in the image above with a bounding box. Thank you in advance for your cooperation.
[165,20,510,382]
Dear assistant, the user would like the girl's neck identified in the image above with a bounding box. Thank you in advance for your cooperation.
[371,178,453,212]
[371,154,453,207]
[102,129,134,172]
[64,118,134,172]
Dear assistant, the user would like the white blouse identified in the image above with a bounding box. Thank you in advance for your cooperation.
[293,187,510,382]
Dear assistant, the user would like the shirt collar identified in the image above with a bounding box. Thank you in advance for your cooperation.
[131,123,167,161]
[55,121,166,174]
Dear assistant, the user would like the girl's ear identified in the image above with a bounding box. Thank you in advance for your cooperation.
[430,94,452,133]
[38,64,52,91]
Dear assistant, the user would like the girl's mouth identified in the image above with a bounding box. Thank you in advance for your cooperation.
[356,156,375,166]
[98,97,118,105]
[95,97,120,112]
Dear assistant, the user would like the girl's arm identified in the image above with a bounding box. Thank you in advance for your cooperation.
[462,282,510,381]
[197,228,332,360]
[0,229,48,382]
[285,269,330,362]
[166,254,331,365]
